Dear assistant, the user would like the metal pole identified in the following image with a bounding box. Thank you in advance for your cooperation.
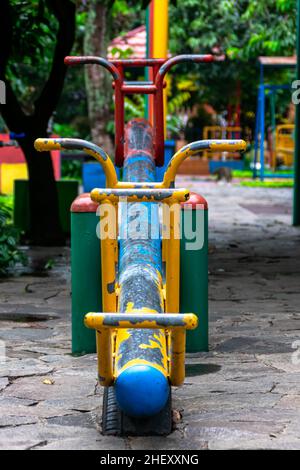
[253,91,261,179]
[260,85,265,181]
[146,0,168,130]
[293,0,300,225]
[144,7,150,119]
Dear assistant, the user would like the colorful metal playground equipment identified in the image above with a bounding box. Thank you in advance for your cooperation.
[274,124,295,168]
[202,126,242,159]
[253,56,296,180]
[35,54,246,435]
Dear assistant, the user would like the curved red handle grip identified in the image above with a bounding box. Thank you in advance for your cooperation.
[155,54,214,87]
[64,56,121,82]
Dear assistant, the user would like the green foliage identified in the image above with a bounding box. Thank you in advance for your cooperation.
[53,122,79,138]
[170,0,296,60]
[3,1,86,135]
[54,69,90,139]
[44,258,55,270]
[168,92,192,114]
[124,95,144,119]
[166,114,185,137]
[61,159,82,181]
[110,46,134,58]
[0,195,14,212]
[106,94,144,136]
[0,199,26,277]
[9,0,57,63]
[6,1,58,111]
[4,0,297,146]
[168,0,296,134]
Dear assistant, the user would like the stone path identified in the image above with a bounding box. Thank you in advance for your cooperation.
[0,180,300,450]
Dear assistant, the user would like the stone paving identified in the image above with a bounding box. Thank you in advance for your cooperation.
[0,179,300,450]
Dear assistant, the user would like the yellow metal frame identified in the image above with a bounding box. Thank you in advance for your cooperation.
[35,137,246,386]
[202,126,242,160]
[85,312,198,385]
[98,199,117,385]
[149,0,168,134]
[90,187,190,204]
[35,137,246,191]
[275,124,295,168]
[162,139,246,188]
[34,138,118,188]
[85,312,198,330]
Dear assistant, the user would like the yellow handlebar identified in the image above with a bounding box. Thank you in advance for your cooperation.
[208,140,246,152]
[34,138,118,188]
[34,138,61,152]
[34,137,246,190]
[163,139,246,187]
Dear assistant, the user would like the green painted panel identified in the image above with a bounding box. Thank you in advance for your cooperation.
[180,209,209,352]
[71,212,101,354]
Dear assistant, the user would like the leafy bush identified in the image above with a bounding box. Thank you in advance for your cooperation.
[0,201,26,277]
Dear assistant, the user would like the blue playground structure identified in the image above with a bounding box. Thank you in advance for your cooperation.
[253,56,296,180]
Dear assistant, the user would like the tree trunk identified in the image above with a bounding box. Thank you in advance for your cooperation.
[0,0,75,246]
[84,1,114,156]
[18,130,63,246]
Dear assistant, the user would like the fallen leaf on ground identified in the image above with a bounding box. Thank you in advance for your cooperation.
[43,378,55,385]
[172,409,182,424]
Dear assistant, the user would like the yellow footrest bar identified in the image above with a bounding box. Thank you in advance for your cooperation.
[85,312,198,387]
[84,312,198,330]
[90,188,190,204]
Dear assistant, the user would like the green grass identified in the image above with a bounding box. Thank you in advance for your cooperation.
[232,169,294,179]
[232,170,253,178]
[239,180,293,188]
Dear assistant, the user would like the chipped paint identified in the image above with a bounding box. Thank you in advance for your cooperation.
[90,187,189,203]
[84,312,198,329]
[163,139,246,188]
[34,137,118,188]
[115,119,169,381]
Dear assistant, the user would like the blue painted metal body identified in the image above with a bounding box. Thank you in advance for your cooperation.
[114,120,169,417]
[116,365,169,417]
[155,140,175,182]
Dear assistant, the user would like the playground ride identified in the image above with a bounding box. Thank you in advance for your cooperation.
[202,126,244,173]
[253,56,296,180]
[35,54,246,435]
[275,124,295,168]
[202,126,242,159]
[0,133,61,194]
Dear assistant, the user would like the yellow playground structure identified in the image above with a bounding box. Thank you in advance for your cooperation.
[274,124,295,169]
[202,126,242,160]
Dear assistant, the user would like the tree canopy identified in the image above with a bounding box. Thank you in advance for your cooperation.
[2,0,295,141]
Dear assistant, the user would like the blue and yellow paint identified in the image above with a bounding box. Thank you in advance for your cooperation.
[35,126,246,419]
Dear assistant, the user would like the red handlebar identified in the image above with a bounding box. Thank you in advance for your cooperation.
[64,54,215,167]
[65,56,121,82]
[65,54,214,81]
